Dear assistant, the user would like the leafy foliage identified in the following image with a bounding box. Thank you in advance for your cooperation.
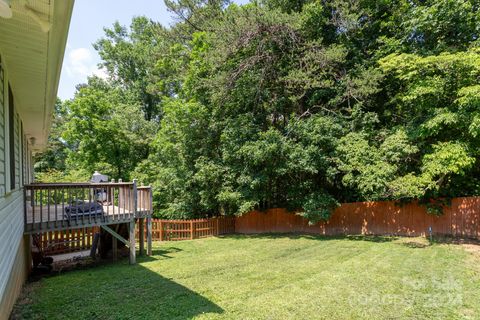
[36,1,480,220]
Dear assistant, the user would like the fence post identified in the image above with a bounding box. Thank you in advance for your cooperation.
[159,220,164,241]
[190,221,194,240]
[216,217,219,236]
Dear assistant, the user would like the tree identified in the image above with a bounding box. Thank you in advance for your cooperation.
[34,98,68,173]
[139,0,480,219]
[40,1,480,221]
[62,77,155,180]
[94,17,167,121]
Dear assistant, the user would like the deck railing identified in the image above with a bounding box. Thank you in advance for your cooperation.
[24,181,153,233]
[137,186,153,218]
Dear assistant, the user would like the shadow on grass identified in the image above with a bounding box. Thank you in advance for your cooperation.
[15,258,223,320]
[218,233,398,243]
[140,247,183,261]
[397,241,430,249]
[345,235,398,243]
[428,235,480,246]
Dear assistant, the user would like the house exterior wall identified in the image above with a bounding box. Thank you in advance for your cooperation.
[0,57,33,319]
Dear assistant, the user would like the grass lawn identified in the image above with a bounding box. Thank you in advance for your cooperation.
[13,234,480,320]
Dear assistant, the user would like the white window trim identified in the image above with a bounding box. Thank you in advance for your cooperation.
[3,64,11,195]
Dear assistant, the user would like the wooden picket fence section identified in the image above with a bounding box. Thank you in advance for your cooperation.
[137,216,236,241]
[34,217,235,256]
[36,226,100,255]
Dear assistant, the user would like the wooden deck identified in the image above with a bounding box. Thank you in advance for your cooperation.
[24,181,153,263]
[24,203,151,233]
[24,182,153,233]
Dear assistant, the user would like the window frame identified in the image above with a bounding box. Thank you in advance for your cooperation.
[8,84,15,191]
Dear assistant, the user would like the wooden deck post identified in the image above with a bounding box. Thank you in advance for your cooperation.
[146,186,153,255]
[112,234,118,261]
[129,220,136,264]
[130,179,137,264]
[90,232,100,259]
[139,218,145,256]
[147,215,152,256]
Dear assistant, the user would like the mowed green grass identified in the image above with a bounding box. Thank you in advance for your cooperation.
[14,235,480,320]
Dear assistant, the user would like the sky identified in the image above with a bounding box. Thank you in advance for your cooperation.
[58,0,250,100]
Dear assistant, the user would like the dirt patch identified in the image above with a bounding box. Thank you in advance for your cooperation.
[52,255,98,273]
[394,237,431,249]
[432,237,480,252]
[427,236,480,258]
[461,243,480,255]
[28,255,99,282]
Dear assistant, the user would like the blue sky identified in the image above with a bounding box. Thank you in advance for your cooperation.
[58,0,250,100]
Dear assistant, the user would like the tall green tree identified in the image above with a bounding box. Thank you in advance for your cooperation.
[62,77,155,180]
[94,17,167,121]
[34,98,68,173]
[39,0,480,221]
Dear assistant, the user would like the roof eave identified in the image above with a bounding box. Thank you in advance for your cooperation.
[39,0,75,151]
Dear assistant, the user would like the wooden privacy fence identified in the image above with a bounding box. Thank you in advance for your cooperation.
[235,197,480,239]
[137,216,236,241]
[35,226,100,255]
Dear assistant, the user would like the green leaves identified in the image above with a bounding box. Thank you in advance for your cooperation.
[128,1,480,219]
[388,142,475,200]
[419,109,458,138]
[296,192,339,224]
[422,142,475,181]
[61,78,155,180]
[336,132,396,200]
[94,17,167,121]
[39,1,480,220]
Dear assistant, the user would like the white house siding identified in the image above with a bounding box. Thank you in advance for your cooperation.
[0,190,25,303]
[0,60,31,319]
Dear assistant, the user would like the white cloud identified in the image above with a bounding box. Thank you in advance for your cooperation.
[58,46,110,99]
[64,47,108,80]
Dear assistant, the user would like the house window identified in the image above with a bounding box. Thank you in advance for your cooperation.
[8,84,15,190]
